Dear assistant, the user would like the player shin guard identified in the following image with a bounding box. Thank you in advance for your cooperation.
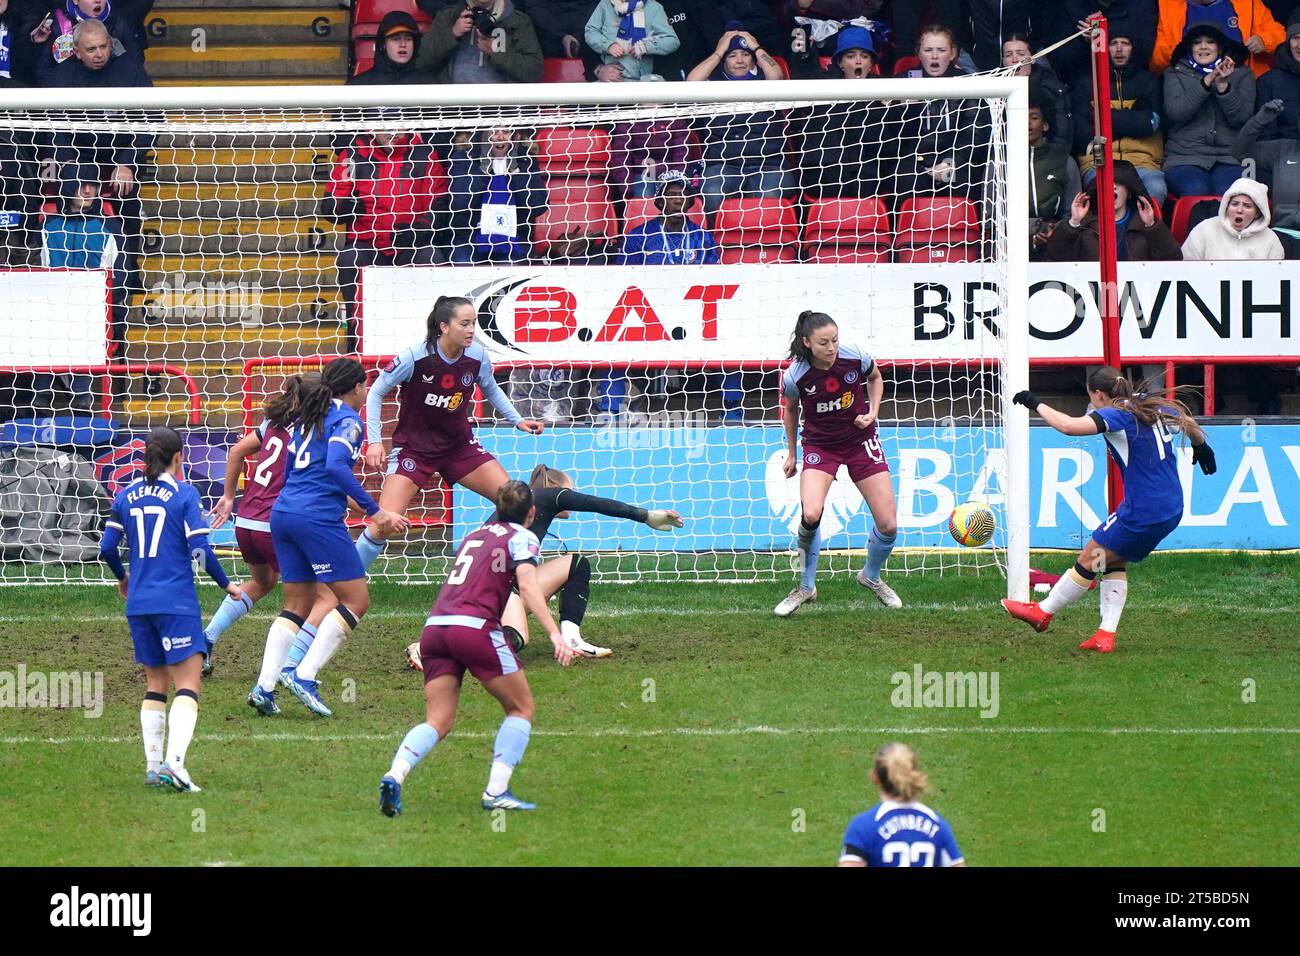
[485,715,531,797]
[1039,562,1095,616]
[295,604,358,681]
[1099,570,1129,632]
[798,517,821,590]
[257,610,304,692]
[559,554,591,626]
[502,626,526,653]
[862,527,897,582]
[165,689,199,770]
[284,621,317,669]
[141,692,166,772]
[387,722,440,785]
[204,590,254,645]
[355,530,386,572]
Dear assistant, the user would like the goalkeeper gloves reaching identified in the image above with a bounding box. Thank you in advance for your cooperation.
[1192,441,1217,475]
[646,509,684,531]
[1012,390,1041,411]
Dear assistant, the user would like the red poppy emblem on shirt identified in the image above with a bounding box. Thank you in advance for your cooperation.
[825,377,841,393]
[440,374,455,389]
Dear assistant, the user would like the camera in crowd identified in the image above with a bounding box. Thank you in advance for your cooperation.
[469,6,498,37]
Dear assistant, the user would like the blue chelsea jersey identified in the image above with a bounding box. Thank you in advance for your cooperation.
[274,400,365,520]
[1092,405,1185,524]
[840,800,964,867]
[106,473,211,617]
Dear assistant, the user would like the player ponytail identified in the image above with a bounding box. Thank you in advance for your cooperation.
[142,426,183,485]
[495,479,534,525]
[263,372,318,430]
[298,358,366,440]
[787,310,837,364]
[873,742,928,802]
[426,296,474,351]
[1087,366,1205,445]
[529,463,572,490]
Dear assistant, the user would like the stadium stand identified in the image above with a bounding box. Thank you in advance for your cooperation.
[801,196,891,263]
[894,196,982,264]
[714,197,798,264]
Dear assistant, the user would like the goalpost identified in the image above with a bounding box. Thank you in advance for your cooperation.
[0,78,1029,597]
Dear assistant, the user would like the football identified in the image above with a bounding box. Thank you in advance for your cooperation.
[948,502,996,547]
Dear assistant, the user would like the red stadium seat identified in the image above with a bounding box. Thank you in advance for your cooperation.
[546,180,611,210]
[894,245,978,263]
[351,0,431,31]
[537,127,611,179]
[714,197,798,263]
[802,196,890,262]
[892,55,920,76]
[894,196,980,259]
[534,200,619,253]
[542,58,587,83]
[352,38,375,76]
[769,55,791,79]
[621,196,706,233]
[1169,194,1220,244]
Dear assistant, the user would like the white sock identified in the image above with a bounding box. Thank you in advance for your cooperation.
[1099,573,1128,632]
[141,699,166,772]
[257,615,300,692]
[1040,566,1093,616]
[560,620,581,644]
[296,608,354,682]
[485,760,514,796]
[165,694,199,769]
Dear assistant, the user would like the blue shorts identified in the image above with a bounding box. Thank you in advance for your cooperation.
[128,613,206,668]
[1092,510,1181,562]
[270,509,364,584]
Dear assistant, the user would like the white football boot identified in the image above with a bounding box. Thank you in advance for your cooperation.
[856,571,903,609]
[774,585,817,617]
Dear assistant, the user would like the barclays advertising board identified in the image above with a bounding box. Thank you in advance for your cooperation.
[454,424,1300,552]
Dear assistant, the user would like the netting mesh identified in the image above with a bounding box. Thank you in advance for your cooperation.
[0,84,1017,585]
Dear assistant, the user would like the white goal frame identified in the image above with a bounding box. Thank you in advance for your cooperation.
[0,78,1030,600]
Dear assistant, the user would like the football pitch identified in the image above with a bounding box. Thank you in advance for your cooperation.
[1,552,1296,867]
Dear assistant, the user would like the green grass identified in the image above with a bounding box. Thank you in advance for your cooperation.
[1,553,1297,866]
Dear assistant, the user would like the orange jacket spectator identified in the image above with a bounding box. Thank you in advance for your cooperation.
[325,132,448,252]
[1150,0,1286,77]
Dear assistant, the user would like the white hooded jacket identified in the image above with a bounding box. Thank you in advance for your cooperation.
[1181,178,1285,260]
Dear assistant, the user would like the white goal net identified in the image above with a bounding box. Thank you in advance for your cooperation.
[0,81,1028,594]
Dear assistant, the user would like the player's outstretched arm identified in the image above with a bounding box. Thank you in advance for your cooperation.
[211,430,263,529]
[1012,390,1101,437]
[516,562,575,666]
[547,487,683,530]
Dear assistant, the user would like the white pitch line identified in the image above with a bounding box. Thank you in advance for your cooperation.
[4,726,1299,746]
[2,598,1299,624]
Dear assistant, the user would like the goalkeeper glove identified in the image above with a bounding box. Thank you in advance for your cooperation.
[1012,390,1041,411]
[1192,441,1217,475]
[646,509,683,531]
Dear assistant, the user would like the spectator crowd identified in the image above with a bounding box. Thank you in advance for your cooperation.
[5,0,1300,418]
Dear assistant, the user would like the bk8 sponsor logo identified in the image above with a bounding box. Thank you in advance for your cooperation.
[816,392,855,414]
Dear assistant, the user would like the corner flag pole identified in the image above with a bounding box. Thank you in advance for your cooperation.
[1088,13,1125,509]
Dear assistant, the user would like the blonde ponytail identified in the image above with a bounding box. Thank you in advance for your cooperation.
[874,742,928,802]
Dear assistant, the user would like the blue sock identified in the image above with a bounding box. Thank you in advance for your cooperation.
[356,530,386,572]
[862,527,897,581]
[798,520,822,591]
[486,716,532,795]
[389,722,439,784]
[204,591,254,645]
[284,622,317,669]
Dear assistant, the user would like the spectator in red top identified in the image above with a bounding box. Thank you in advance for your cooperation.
[323,131,448,351]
